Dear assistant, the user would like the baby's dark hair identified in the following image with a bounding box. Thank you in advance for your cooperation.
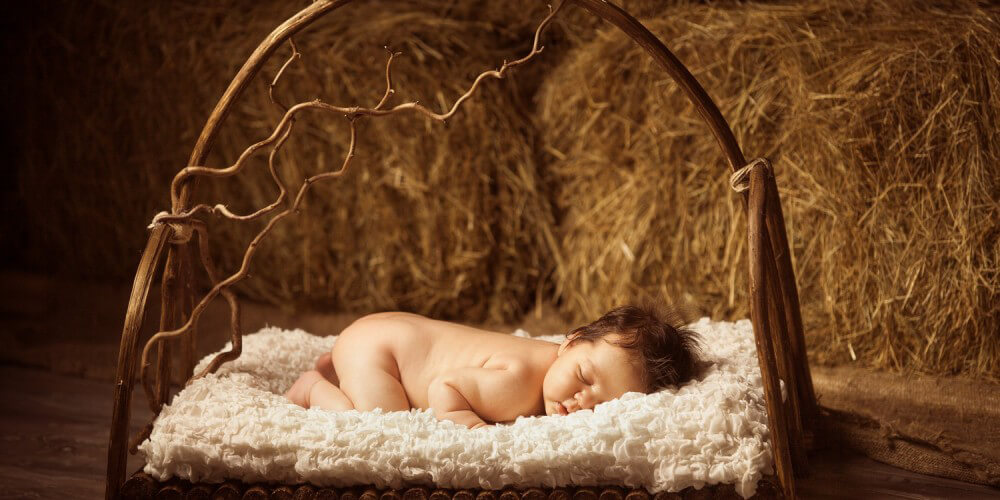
[568,304,701,392]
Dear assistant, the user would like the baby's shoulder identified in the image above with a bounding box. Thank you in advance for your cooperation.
[482,352,532,375]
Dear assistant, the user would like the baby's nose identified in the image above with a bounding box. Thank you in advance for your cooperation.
[574,391,594,409]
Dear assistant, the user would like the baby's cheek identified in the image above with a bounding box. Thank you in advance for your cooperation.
[541,371,554,396]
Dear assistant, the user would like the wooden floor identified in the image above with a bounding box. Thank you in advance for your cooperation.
[0,365,997,499]
[0,365,152,499]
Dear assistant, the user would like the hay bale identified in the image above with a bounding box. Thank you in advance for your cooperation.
[536,0,1000,378]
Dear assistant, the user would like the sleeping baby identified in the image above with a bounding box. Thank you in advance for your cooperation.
[285,304,701,428]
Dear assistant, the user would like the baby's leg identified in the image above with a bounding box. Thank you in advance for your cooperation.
[308,375,354,411]
[285,370,354,411]
[314,352,339,385]
[339,367,410,412]
[334,346,410,412]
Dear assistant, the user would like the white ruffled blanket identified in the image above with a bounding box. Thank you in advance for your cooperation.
[140,318,774,498]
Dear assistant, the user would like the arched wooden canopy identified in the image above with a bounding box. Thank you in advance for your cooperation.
[106,1,818,498]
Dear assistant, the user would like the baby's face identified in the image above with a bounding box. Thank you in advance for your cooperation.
[542,333,646,416]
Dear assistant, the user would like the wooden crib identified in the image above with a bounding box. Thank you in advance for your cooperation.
[105,1,818,498]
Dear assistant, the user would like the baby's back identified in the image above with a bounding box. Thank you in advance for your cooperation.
[332,312,554,414]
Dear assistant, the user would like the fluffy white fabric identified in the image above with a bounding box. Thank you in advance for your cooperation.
[140,318,774,498]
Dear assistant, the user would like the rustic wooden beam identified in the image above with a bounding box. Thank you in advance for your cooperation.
[120,471,156,500]
[273,485,297,500]
[598,488,623,500]
[213,481,242,499]
[403,487,428,500]
[244,485,271,499]
[523,489,546,500]
[155,479,185,499]
[187,484,213,500]
[120,470,785,500]
[623,490,649,500]
[301,485,325,500]
[429,490,450,500]
[548,489,571,500]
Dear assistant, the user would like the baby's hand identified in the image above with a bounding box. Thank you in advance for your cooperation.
[437,408,489,429]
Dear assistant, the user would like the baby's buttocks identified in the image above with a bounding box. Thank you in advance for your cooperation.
[332,313,435,408]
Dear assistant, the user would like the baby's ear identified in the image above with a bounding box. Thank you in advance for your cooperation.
[558,332,580,356]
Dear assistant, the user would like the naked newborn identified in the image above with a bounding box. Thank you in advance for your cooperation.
[286,304,700,428]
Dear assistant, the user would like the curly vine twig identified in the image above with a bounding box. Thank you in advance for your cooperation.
[166,1,562,210]
[153,46,403,228]
[269,38,301,112]
[140,120,359,409]
[141,1,567,409]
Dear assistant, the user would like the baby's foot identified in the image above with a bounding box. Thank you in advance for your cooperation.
[314,352,338,384]
[285,370,326,408]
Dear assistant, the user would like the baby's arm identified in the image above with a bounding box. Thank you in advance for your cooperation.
[427,364,526,429]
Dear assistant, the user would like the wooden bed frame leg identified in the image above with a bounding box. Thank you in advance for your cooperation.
[763,166,818,437]
[762,228,809,475]
[748,166,797,499]
[181,244,197,380]
[154,248,176,408]
[106,227,169,500]
[154,241,195,405]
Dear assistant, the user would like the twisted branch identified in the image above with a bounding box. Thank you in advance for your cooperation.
[140,119,358,409]
[141,1,566,409]
[269,38,301,112]
[167,0,561,209]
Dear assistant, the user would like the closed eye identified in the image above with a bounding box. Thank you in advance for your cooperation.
[577,367,590,385]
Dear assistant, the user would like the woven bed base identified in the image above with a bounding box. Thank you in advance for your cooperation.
[122,471,780,500]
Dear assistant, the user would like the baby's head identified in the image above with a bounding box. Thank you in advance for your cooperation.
[542,304,701,416]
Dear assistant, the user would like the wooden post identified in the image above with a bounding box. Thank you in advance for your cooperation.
[761,216,809,475]
[762,169,818,434]
[155,240,195,403]
[181,241,197,381]
[154,247,177,409]
[748,166,796,499]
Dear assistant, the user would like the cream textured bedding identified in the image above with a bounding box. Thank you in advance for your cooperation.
[139,318,774,498]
